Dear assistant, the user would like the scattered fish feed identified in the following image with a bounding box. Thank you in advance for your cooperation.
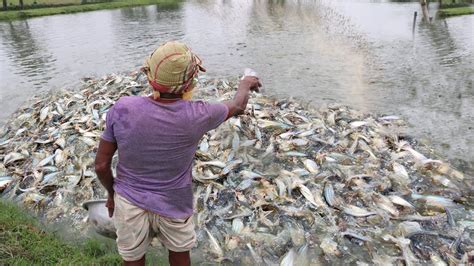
[1,72,473,264]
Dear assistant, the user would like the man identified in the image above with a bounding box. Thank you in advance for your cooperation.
[94,41,261,266]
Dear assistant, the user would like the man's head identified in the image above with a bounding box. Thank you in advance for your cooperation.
[142,41,205,99]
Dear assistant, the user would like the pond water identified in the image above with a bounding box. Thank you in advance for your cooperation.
[0,0,472,173]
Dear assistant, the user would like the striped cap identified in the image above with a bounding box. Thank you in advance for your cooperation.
[143,41,205,94]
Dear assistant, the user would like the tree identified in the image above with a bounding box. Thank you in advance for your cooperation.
[19,0,23,9]
[420,0,430,22]
[2,0,7,10]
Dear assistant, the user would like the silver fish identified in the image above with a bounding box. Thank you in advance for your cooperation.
[3,152,26,165]
[303,159,319,174]
[205,228,223,258]
[343,205,377,217]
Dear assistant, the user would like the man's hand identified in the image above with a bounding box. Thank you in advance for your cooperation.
[223,76,262,118]
[106,193,114,218]
[240,76,262,92]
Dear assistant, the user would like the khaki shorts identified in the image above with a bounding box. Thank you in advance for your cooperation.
[113,193,196,261]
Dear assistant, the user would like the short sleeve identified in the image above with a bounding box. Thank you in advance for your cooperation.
[189,101,229,139]
[101,106,117,143]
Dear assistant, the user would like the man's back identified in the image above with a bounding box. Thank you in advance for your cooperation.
[101,96,228,218]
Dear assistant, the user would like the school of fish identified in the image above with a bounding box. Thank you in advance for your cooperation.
[0,72,473,265]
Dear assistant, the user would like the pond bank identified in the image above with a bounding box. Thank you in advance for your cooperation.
[437,0,474,17]
[0,0,179,21]
[0,200,122,264]
[438,6,474,17]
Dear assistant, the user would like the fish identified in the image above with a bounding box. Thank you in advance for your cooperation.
[1,73,469,264]
[379,115,401,121]
[197,160,227,168]
[280,248,296,266]
[205,228,223,258]
[430,254,447,266]
[246,243,263,264]
[411,193,456,208]
[258,119,290,129]
[303,159,319,174]
[343,205,377,217]
[40,106,50,121]
[350,121,368,129]
[320,237,340,256]
[296,183,322,208]
[232,218,244,234]
[392,162,409,180]
[3,152,26,165]
[388,195,414,209]
[54,138,66,149]
[383,235,419,266]
[342,230,372,242]
[445,207,455,227]
[373,193,399,217]
[291,138,308,146]
[284,151,307,157]
[36,154,56,168]
[0,176,13,191]
[323,182,338,208]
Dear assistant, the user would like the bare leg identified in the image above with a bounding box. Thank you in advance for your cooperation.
[169,250,190,266]
[123,255,145,266]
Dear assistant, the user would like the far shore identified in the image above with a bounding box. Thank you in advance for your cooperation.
[438,6,474,17]
[0,0,180,21]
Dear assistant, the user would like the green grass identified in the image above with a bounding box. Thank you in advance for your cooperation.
[0,200,122,264]
[438,6,474,16]
[439,0,471,8]
[0,200,169,265]
[6,0,81,7]
[0,0,180,20]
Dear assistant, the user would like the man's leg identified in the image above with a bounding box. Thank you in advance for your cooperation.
[154,215,195,266]
[124,255,145,266]
[114,194,152,265]
[169,250,190,266]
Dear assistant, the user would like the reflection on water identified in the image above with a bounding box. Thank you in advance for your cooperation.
[0,0,472,172]
[3,21,56,86]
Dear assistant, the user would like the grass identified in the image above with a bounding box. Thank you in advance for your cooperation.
[0,200,122,264]
[0,0,180,20]
[7,0,80,7]
[439,0,471,8]
[437,0,474,17]
[438,6,474,16]
[0,200,168,265]
[6,0,81,7]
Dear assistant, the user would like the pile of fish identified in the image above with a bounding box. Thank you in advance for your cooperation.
[1,72,473,265]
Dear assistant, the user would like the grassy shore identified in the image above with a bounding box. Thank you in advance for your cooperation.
[0,0,180,21]
[0,200,169,265]
[0,200,122,264]
[438,6,474,17]
[438,0,474,17]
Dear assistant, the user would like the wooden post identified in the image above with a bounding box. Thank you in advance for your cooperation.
[420,0,430,22]
[413,11,418,33]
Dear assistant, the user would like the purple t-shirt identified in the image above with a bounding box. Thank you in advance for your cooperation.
[101,96,228,219]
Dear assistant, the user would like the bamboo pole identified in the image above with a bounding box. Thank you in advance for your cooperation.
[413,11,418,33]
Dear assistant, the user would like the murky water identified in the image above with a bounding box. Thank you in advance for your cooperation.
[0,0,472,173]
